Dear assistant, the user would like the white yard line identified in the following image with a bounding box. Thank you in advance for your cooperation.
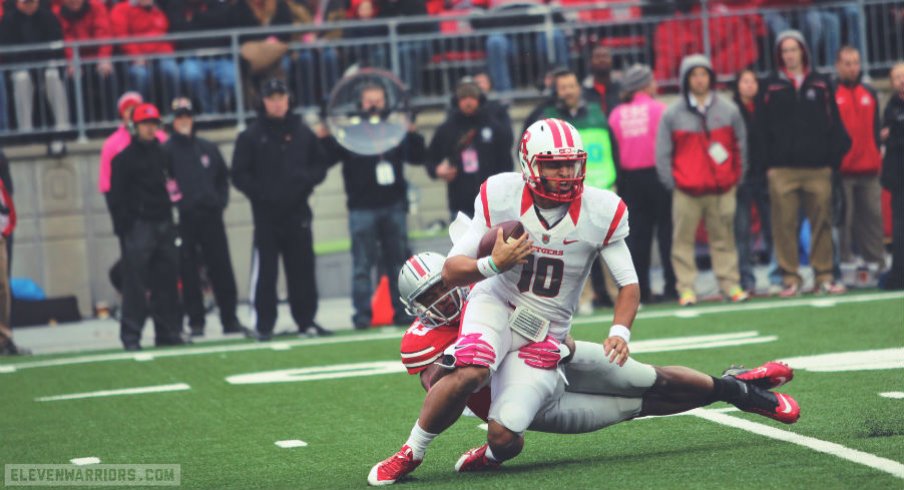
[2,291,900,373]
[69,457,101,466]
[690,408,904,480]
[879,392,904,399]
[35,383,191,402]
[274,440,308,448]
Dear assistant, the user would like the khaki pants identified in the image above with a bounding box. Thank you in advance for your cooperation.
[769,167,834,286]
[0,236,10,347]
[840,174,885,265]
[671,188,740,295]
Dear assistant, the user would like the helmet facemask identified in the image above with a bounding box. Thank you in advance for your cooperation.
[526,151,588,203]
[404,280,466,328]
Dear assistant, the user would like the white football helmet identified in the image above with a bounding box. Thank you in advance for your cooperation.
[518,118,587,202]
[398,252,466,328]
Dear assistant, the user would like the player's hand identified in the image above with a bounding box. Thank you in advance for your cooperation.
[490,228,532,272]
[603,336,629,367]
[518,335,571,369]
[880,127,890,141]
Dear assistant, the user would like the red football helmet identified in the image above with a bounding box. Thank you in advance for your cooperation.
[518,118,587,202]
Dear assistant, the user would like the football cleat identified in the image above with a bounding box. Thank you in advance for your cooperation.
[723,361,794,389]
[736,383,800,424]
[368,445,422,486]
[454,444,501,473]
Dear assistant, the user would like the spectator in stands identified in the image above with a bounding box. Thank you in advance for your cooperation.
[0,0,71,136]
[229,0,293,107]
[108,103,185,350]
[760,1,863,68]
[609,64,676,304]
[476,0,569,93]
[319,83,425,329]
[344,0,390,69]
[880,62,904,290]
[375,0,436,92]
[54,0,118,122]
[0,147,24,356]
[231,78,331,340]
[427,79,513,219]
[656,54,748,307]
[582,45,621,115]
[110,0,180,107]
[284,0,341,106]
[164,97,245,337]
[731,68,781,295]
[833,46,885,275]
[165,0,237,113]
[761,31,850,296]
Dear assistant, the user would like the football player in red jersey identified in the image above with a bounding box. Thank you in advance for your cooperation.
[368,119,800,486]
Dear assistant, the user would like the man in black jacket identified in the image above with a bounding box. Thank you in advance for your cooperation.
[165,97,244,337]
[760,30,851,297]
[231,78,330,340]
[427,79,513,219]
[108,103,184,350]
[880,62,904,290]
[320,83,426,329]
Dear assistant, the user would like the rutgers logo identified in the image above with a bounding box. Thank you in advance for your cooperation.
[520,130,531,163]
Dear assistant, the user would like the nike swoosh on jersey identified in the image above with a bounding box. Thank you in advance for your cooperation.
[563,239,579,245]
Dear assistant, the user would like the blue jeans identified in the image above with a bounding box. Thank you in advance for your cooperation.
[486,29,569,92]
[180,57,237,113]
[363,42,427,92]
[764,8,845,67]
[348,202,409,328]
[735,179,782,291]
[0,74,8,131]
[128,58,180,106]
[294,47,339,106]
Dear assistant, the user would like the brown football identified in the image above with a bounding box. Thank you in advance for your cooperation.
[477,221,526,258]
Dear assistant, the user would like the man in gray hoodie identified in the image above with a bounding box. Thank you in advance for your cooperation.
[656,54,748,307]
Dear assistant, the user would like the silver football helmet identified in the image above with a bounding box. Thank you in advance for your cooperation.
[398,252,466,328]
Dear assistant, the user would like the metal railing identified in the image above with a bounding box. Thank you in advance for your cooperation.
[0,0,900,141]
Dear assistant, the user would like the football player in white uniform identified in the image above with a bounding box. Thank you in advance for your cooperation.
[368,120,799,486]
[368,251,799,485]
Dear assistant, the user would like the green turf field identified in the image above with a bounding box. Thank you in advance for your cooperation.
[2,292,903,489]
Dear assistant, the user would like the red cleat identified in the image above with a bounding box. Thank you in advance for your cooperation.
[454,443,501,472]
[724,361,794,389]
[744,390,801,424]
[368,445,422,486]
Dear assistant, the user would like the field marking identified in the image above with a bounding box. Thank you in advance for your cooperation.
[70,457,101,466]
[35,383,191,402]
[880,392,904,399]
[690,408,904,480]
[275,440,308,448]
[1,291,900,373]
[781,348,904,372]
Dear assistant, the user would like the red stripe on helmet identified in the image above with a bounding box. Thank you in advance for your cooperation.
[561,121,575,147]
[545,119,563,148]
[408,257,428,277]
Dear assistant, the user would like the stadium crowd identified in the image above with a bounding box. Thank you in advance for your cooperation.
[0,0,902,356]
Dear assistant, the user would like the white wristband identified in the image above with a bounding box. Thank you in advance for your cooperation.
[476,256,499,278]
[608,324,631,343]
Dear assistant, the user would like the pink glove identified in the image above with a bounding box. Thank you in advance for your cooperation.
[449,333,496,368]
[518,335,570,369]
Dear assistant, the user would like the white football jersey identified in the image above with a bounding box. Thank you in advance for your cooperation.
[448,172,629,335]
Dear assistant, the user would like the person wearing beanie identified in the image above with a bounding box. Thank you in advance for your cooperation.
[108,103,185,350]
[656,54,749,307]
[427,77,513,219]
[163,97,246,338]
[609,64,677,304]
[760,30,851,297]
[231,78,332,340]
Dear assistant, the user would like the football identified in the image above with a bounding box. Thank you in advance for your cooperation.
[477,220,526,258]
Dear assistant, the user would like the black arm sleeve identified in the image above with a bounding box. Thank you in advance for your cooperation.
[230,130,259,201]
[211,143,230,210]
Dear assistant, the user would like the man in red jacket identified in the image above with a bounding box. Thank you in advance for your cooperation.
[110,0,180,106]
[833,46,885,274]
[54,0,117,121]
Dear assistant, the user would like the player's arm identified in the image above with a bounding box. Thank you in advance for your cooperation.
[443,228,532,287]
[599,239,640,367]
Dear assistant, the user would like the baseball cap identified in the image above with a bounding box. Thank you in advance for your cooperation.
[261,78,289,97]
[171,97,194,117]
[132,103,161,124]
[117,91,144,116]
